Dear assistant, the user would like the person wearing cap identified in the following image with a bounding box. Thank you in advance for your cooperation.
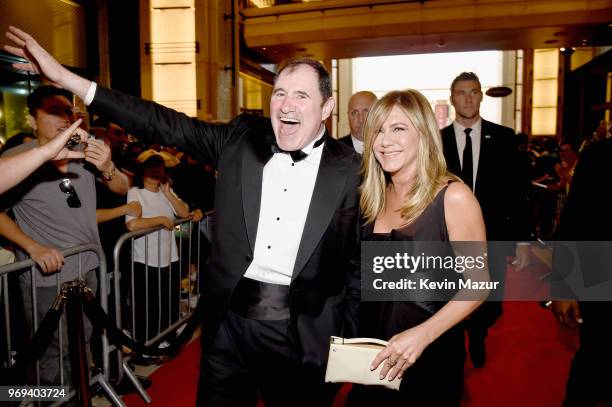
[125,154,190,343]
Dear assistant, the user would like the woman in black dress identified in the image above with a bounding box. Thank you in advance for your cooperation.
[348,90,488,406]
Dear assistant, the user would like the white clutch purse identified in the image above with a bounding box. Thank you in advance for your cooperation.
[325,336,401,390]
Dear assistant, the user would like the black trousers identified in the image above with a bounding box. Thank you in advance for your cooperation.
[197,310,339,407]
[466,245,507,339]
[563,301,612,407]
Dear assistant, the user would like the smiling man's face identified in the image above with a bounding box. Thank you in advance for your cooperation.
[270,64,334,151]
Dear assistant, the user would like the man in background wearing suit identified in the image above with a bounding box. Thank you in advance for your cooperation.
[338,91,377,154]
[5,26,361,407]
[441,72,532,368]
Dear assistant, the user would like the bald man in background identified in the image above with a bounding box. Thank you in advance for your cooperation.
[338,91,377,154]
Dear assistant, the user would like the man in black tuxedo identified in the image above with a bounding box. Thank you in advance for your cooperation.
[550,137,612,407]
[338,91,377,154]
[4,27,361,406]
[441,72,532,368]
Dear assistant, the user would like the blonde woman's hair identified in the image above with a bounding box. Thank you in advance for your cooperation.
[360,89,460,226]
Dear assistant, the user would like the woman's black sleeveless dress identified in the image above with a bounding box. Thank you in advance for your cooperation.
[347,186,466,407]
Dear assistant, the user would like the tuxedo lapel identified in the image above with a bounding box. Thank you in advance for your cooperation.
[347,136,354,149]
[241,126,275,253]
[292,136,350,281]
[474,120,493,195]
[443,126,461,176]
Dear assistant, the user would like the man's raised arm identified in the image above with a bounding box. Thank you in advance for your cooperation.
[5,26,233,168]
[4,26,92,100]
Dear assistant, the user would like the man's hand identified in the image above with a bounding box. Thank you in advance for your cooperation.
[160,182,172,197]
[125,201,142,218]
[42,119,87,161]
[4,26,70,88]
[28,243,64,274]
[84,138,112,172]
[190,209,204,222]
[157,216,175,230]
[4,26,92,100]
[550,300,583,329]
[513,243,531,271]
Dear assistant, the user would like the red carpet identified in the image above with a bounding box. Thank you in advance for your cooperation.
[123,338,202,407]
[124,261,579,406]
[461,301,578,407]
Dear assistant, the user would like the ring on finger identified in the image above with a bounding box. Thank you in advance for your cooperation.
[386,358,398,367]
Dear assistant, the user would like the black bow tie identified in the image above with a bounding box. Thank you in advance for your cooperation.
[271,136,325,162]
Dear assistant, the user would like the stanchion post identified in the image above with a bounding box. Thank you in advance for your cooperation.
[64,281,92,407]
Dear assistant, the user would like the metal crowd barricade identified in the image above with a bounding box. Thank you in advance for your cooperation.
[111,214,210,403]
[0,243,122,406]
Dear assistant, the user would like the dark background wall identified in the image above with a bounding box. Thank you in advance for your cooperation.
[107,0,141,97]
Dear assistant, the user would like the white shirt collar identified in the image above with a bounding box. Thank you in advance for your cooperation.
[453,118,482,138]
[300,127,326,155]
[350,135,364,154]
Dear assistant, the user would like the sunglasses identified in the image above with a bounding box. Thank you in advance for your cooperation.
[59,178,82,208]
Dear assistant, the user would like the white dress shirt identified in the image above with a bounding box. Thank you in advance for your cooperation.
[243,130,325,285]
[84,82,97,105]
[453,118,482,190]
[350,135,364,155]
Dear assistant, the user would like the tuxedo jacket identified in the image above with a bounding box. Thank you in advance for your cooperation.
[554,138,612,295]
[441,119,532,242]
[338,134,354,150]
[91,87,361,369]
[557,137,612,241]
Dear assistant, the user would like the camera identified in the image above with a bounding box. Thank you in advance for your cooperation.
[65,132,97,148]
